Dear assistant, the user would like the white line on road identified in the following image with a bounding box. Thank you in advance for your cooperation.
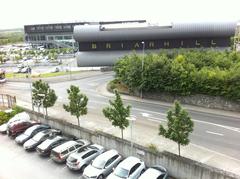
[134,107,240,133]
[206,131,224,136]
[141,112,150,117]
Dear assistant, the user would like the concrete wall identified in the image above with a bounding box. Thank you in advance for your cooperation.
[142,92,240,112]
[27,109,239,179]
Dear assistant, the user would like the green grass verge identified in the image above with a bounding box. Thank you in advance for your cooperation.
[6,71,82,79]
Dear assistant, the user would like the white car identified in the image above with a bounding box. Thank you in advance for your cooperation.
[83,149,122,179]
[139,165,169,179]
[107,156,145,179]
[50,139,90,163]
[66,144,105,171]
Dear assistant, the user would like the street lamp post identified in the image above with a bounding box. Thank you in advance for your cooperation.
[27,65,34,111]
[140,41,145,99]
[127,116,136,155]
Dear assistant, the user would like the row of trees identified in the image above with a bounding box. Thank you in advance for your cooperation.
[31,80,194,156]
[114,50,240,100]
[0,31,23,45]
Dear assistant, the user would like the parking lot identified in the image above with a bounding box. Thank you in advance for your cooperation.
[0,134,84,179]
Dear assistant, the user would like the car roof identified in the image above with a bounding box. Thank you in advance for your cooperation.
[88,144,104,151]
[95,149,118,161]
[52,141,78,152]
[141,168,162,178]
[118,156,141,169]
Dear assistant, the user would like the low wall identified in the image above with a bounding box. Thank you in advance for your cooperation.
[142,92,240,112]
[27,109,239,179]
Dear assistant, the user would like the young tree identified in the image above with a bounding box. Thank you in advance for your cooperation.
[63,85,88,127]
[159,101,194,156]
[103,90,131,140]
[32,80,57,117]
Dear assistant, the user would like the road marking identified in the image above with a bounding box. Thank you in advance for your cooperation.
[62,166,67,169]
[206,131,224,136]
[148,116,166,122]
[48,158,52,162]
[134,107,240,133]
[141,112,150,117]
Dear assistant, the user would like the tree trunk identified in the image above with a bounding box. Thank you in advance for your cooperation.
[178,143,181,156]
[77,117,80,127]
[45,108,48,118]
[121,129,123,140]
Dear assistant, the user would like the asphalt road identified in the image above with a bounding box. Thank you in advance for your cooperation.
[0,134,85,179]
[2,72,240,161]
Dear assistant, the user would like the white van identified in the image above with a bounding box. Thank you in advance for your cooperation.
[50,139,90,163]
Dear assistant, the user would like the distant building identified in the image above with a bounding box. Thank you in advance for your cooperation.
[73,21,237,66]
[24,22,94,48]
[24,20,145,49]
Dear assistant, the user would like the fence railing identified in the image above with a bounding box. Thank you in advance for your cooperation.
[0,94,16,108]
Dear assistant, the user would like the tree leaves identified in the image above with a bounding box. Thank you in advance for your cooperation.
[63,85,88,126]
[114,50,240,100]
[32,79,57,115]
[102,90,131,139]
[159,101,194,156]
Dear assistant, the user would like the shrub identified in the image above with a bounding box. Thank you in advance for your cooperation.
[114,50,240,101]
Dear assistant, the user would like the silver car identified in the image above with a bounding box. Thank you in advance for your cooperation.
[50,139,90,163]
[139,165,169,179]
[83,149,122,179]
[23,129,61,151]
[66,144,105,171]
[106,156,145,179]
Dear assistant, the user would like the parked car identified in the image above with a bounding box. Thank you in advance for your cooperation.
[83,149,122,179]
[0,112,30,134]
[7,121,38,138]
[15,124,50,145]
[67,144,105,171]
[106,156,145,179]
[139,165,168,179]
[36,136,69,157]
[23,129,61,151]
[0,123,8,134]
[50,139,90,163]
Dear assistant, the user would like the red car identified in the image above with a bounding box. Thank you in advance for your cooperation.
[7,121,38,138]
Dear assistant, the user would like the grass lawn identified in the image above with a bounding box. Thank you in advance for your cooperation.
[6,71,82,78]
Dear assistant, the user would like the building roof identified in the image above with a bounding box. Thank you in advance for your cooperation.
[74,21,237,42]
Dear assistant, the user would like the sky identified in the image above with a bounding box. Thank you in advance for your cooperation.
[1,0,240,29]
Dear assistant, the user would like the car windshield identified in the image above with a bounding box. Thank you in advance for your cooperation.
[33,133,44,141]
[24,126,37,135]
[92,159,105,169]
[114,167,129,178]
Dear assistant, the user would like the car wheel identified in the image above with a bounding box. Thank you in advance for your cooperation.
[81,165,87,172]
[97,175,104,179]
[141,169,145,174]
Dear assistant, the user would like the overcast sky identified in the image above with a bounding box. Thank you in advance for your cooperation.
[1,0,240,29]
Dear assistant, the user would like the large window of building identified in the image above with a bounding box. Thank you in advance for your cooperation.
[63,25,72,30]
[55,25,62,30]
[55,36,63,40]
[64,36,73,40]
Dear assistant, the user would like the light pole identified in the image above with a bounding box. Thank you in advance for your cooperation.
[37,93,45,121]
[27,65,34,111]
[140,41,145,99]
[127,115,136,155]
